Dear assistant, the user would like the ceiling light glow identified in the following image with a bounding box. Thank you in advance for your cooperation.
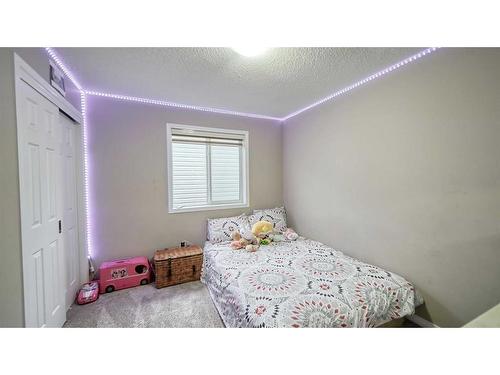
[232,47,270,57]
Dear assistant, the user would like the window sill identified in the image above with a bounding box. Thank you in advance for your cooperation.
[168,202,249,214]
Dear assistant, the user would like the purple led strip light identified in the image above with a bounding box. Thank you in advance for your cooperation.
[45,47,83,91]
[79,92,93,257]
[45,47,93,257]
[46,46,440,256]
[84,91,282,121]
[281,47,440,121]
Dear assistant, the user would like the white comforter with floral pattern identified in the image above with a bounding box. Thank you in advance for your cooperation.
[201,238,422,328]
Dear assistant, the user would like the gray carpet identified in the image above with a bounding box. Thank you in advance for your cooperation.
[64,281,224,328]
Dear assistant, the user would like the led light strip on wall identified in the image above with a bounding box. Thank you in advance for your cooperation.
[45,46,440,257]
[84,90,282,121]
[45,47,83,91]
[79,92,93,257]
[281,47,440,121]
[45,47,93,257]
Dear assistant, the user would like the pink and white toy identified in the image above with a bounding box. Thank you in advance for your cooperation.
[99,256,151,294]
[76,281,99,305]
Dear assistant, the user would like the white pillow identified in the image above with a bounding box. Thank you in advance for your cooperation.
[249,206,287,233]
[207,214,251,243]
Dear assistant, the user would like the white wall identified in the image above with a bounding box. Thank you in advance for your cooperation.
[0,49,24,327]
[283,48,500,327]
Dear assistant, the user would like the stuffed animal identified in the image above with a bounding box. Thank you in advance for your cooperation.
[231,222,296,251]
[245,244,259,252]
[232,231,242,241]
[230,240,244,250]
[231,229,260,251]
[230,230,244,249]
[283,228,299,241]
[252,220,274,239]
[268,233,284,242]
[242,230,259,246]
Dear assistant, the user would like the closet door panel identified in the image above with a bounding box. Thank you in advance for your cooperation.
[18,80,66,328]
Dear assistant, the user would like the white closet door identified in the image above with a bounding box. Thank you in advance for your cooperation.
[60,113,80,310]
[18,80,66,327]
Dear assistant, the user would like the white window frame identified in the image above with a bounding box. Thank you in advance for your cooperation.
[166,123,249,213]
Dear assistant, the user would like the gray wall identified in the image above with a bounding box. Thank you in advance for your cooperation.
[283,48,500,327]
[87,96,283,267]
[0,49,24,327]
[0,48,81,326]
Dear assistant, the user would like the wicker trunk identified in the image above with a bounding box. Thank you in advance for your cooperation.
[153,245,203,288]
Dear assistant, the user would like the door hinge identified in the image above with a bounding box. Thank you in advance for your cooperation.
[58,220,62,234]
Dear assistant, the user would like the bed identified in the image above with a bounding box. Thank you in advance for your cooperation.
[201,237,422,328]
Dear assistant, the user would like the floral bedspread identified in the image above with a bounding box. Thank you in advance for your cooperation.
[201,238,422,328]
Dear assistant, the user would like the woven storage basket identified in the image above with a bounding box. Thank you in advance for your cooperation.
[153,245,203,288]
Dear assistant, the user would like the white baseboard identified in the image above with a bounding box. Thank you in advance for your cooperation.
[407,314,440,328]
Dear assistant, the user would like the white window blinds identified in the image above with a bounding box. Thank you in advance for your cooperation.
[210,144,241,202]
[168,125,248,212]
[171,142,208,208]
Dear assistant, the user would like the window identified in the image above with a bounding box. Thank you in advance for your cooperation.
[166,123,249,213]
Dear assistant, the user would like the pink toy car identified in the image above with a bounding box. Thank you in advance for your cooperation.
[76,281,99,305]
[99,256,151,294]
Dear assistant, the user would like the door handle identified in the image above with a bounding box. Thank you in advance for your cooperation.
[59,220,62,234]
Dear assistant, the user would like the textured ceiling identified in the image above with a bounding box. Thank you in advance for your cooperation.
[56,48,421,117]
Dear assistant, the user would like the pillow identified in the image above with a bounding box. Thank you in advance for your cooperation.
[249,206,287,233]
[207,214,251,243]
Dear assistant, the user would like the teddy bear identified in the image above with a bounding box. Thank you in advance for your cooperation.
[252,220,273,240]
[230,229,260,252]
[230,230,245,250]
[253,220,281,246]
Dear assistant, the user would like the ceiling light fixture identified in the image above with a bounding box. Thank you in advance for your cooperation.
[232,47,270,57]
